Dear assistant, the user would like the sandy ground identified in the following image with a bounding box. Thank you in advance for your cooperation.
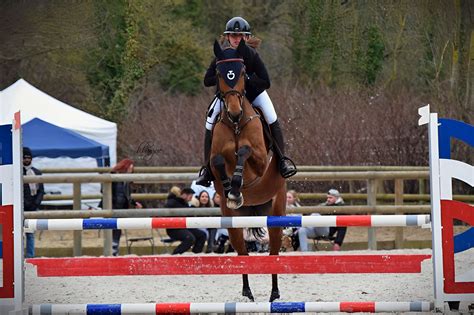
[24,226,473,313]
[24,249,474,314]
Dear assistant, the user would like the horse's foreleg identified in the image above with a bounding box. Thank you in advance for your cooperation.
[211,154,231,197]
[228,145,252,209]
[227,228,254,302]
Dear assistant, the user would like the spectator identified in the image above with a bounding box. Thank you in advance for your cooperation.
[23,147,44,258]
[190,179,216,202]
[286,189,301,208]
[213,191,221,208]
[165,187,206,255]
[100,158,143,256]
[324,189,346,251]
[297,188,332,252]
[196,190,217,253]
[281,190,302,251]
[196,190,211,208]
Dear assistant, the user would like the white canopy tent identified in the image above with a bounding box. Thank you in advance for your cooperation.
[0,79,117,207]
[0,78,117,165]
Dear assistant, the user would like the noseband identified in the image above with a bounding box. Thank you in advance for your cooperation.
[220,89,244,123]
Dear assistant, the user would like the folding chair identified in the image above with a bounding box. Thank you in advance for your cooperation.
[125,229,155,255]
[156,229,178,254]
[312,235,335,250]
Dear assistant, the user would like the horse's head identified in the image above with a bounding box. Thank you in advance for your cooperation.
[214,39,250,124]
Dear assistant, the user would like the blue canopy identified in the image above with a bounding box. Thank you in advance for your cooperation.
[23,118,109,162]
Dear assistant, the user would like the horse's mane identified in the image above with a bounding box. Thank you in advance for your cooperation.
[218,35,262,49]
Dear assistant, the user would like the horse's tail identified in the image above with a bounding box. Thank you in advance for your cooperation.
[249,204,268,241]
[249,227,266,241]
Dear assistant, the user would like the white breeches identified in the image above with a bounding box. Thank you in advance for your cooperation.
[205,91,278,131]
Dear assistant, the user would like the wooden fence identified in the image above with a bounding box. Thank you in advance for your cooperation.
[23,167,470,256]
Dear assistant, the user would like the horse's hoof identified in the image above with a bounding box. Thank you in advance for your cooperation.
[227,193,244,209]
[269,289,280,302]
[242,288,254,302]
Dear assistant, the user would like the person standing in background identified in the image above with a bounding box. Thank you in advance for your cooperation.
[23,147,44,258]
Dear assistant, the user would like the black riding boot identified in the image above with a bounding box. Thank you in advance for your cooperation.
[196,129,215,187]
[269,120,297,178]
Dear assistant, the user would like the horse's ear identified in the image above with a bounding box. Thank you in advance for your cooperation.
[214,40,223,59]
[237,38,251,60]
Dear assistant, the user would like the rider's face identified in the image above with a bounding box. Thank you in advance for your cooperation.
[227,33,247,48]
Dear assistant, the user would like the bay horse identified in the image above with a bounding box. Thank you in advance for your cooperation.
[209,40,286,302]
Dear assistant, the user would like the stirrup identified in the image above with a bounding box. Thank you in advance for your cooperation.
[279,157,297,179]
[196,166,213,187]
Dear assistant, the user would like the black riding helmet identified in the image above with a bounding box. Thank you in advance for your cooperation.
[224,17,251,35]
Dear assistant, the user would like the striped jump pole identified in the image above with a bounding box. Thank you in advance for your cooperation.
[24,214,431,231]
[30,301,434,314]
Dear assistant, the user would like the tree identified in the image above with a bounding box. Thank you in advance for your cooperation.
[87,1,208,121]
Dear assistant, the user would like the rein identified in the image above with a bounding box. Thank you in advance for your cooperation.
[232,111,260,136]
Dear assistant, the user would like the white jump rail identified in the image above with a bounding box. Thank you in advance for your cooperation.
[23,214,431,231]
[30,301,434,314]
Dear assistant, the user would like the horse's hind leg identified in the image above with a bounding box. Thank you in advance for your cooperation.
[227,227,254,302]
[227,145,252,209]
[242,272,253,301]
[211,154,231,197]
[268,227,282,302]
[268,188,286,302]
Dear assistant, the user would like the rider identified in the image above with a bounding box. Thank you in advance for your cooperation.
[196,16,297,187]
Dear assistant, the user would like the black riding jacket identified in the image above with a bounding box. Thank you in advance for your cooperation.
[204,45,270,103]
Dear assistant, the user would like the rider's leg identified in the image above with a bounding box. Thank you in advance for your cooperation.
[252,91,297,178]
[196,97,222,186]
